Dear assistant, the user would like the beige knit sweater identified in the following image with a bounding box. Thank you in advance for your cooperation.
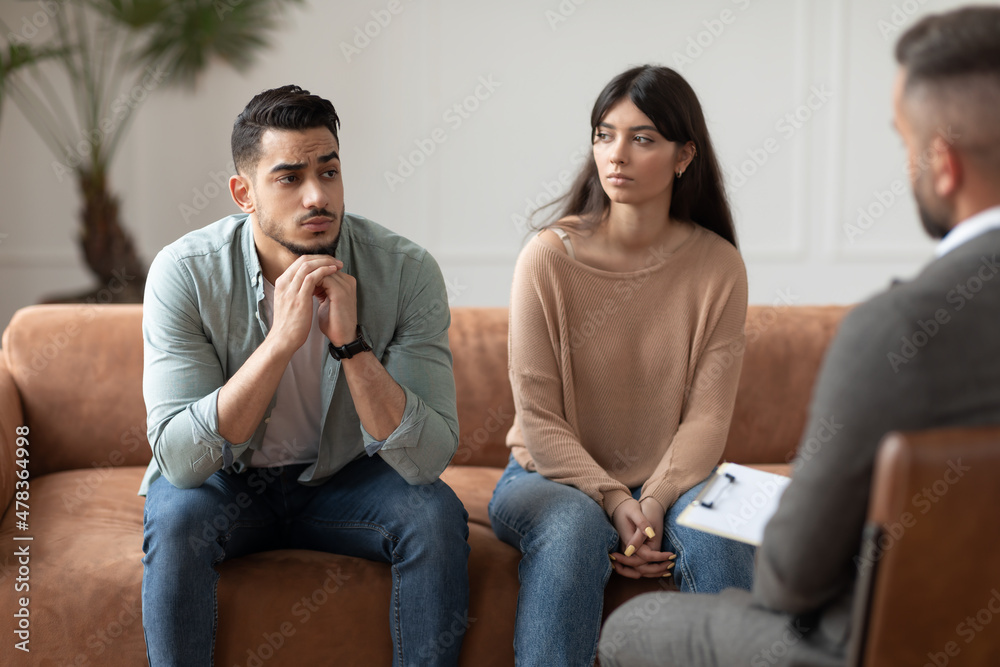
[506,223,748,519]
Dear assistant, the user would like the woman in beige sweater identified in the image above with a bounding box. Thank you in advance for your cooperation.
[488,65,754,666]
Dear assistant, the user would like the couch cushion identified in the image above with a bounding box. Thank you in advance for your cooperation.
[0,467,147,665]
[2,305,150,477]
[0,466,522,666]
[449,308,515,468]
[440,465,503,528]
[725,305,849,464]
[0,460,791,664]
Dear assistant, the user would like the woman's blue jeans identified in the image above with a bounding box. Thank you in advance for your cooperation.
[141,455,470,666]
[488,456,755,666]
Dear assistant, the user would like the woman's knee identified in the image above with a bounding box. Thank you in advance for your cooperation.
[523,497,617,560]
[666,525,755,593]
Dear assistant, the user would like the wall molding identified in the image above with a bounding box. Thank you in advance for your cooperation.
[830,0,930,263]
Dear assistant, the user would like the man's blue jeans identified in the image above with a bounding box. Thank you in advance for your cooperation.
[141,455,470,666]
[488,456,755,666]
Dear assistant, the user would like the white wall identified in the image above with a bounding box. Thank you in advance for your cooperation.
[1,0,992,327]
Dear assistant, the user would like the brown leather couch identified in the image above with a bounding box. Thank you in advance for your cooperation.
[0,303,846,665]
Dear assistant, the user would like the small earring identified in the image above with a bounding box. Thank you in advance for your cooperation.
[676,170,683,178]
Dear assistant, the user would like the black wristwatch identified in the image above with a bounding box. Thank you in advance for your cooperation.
[327,325,372,360]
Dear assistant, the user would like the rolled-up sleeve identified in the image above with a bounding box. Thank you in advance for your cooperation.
[367,252,459,485]
[142,251,252,489]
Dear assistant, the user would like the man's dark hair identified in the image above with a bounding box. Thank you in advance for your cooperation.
[896,6,1000,86]
[895,6,1000,171]
[232,85,340,177]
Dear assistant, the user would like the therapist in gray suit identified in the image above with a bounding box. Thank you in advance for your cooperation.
[599,6,1000,666]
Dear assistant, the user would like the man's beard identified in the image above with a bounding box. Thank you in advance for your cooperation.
[913,175,953,240]
[258,203,345,256]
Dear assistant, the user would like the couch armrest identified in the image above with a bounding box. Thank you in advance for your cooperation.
[849,426,1000,666]
[0,355,25,515]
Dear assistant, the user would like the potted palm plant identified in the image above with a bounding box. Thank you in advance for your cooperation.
[0,0,302,302]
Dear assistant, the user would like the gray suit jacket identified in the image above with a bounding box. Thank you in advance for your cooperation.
[753,228,1000,662]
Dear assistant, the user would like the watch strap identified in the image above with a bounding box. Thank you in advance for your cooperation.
[327,325,372,360]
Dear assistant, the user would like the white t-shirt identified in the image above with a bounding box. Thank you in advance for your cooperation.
[249,278,324,467]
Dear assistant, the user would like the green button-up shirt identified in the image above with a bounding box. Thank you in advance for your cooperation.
[139,212,458,495]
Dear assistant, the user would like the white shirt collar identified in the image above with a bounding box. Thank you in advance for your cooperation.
[935,205,1000,257]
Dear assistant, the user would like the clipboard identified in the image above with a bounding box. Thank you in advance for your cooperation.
[676,462,791,546]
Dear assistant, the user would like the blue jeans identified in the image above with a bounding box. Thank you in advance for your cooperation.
[142,455,470,667]
[488,456,755,666]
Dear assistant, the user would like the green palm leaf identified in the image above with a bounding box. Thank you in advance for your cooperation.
[89,0,303,87]
[0,0,304,297]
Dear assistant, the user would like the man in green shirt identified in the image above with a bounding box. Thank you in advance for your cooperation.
[140,85,469,666]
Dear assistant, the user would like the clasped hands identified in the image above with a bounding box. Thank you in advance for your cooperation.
[269,254,358,352]
[610,497,676,579]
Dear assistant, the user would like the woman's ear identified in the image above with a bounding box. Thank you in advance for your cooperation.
[677,141,698,174]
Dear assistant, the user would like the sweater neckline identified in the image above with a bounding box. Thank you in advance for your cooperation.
[534,223,704,278]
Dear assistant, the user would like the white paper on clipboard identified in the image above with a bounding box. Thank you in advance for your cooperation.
[677,462,791,546]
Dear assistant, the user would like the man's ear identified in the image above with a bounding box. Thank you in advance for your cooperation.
[930,135,962,199]
[230,173,255,213]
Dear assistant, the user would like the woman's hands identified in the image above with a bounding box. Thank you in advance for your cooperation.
[610,498,675,579]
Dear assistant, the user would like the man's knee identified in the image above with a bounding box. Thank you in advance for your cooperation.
[394,481,469,540]
[600,594,681,665]
[599,602,641,666]
[144,477,244,556]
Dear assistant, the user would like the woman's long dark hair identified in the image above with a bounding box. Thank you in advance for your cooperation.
[540,65,737,247]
